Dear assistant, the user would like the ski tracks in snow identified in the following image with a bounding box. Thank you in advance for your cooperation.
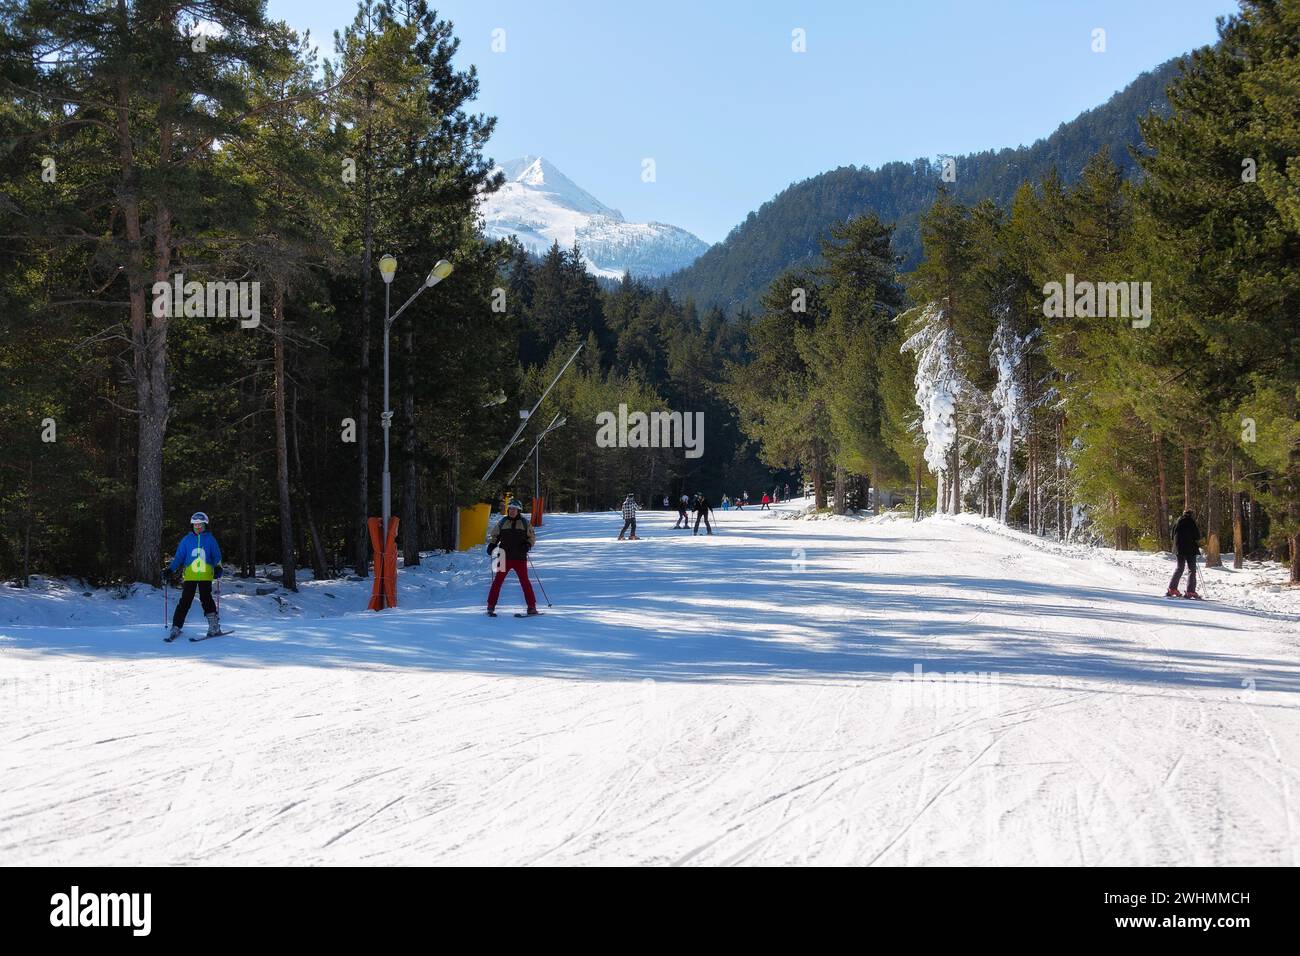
[2,506,1299,864]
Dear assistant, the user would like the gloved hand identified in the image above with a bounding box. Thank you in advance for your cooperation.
[214,564,223,579]
[485,544,494,557]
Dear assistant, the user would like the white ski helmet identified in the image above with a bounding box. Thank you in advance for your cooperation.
[190,511,210,526]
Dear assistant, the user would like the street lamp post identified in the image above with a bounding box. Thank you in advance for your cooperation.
[379,255,395,541]
[373,254,453,609]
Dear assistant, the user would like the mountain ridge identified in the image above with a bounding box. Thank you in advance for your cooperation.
[654,56,1186,313]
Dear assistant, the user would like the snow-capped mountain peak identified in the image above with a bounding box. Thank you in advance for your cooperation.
[481,156,708,279]
[497,155,623,220]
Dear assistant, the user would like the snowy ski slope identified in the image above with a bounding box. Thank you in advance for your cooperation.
[2,502,1298,865]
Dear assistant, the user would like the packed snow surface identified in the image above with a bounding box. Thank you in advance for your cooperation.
[2,501,1298,865]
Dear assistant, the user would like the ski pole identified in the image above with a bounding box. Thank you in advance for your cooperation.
[164,574,168,629]
[216,578,221,614]
[527,557,552,607]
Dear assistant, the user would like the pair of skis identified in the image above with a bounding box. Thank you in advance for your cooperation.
[163,630,233,643]
[163,575,231,641]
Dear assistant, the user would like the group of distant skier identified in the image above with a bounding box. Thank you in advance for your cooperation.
[158,493,1208,637]
[668,493,713,535]
[721,487,782,511]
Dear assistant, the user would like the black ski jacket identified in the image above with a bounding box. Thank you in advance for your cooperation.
[489,514,535,561]
[1173,514,1201,556]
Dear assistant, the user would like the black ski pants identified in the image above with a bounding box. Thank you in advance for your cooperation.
[173,580,216,628]
[1169,552,1197,593]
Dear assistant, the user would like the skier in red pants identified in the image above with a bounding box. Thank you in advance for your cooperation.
[486,499,537,616]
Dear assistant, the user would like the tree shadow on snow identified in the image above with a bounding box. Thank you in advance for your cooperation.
[7,517,1299,699]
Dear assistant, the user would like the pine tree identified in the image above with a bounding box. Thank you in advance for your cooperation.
[1139,0,1300,580]
[1,0,289,582]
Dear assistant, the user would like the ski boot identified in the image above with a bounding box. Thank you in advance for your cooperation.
[1183,590,1203,600]
[205,612,222,637]
[1165,586,1181,598]
[526,607,540,616]
[487,607,497,617]
[165,624,183,643]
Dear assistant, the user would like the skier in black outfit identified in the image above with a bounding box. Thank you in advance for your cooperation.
[693,493,713,535]
[675,494,690,529]
[1167,509,1202,599]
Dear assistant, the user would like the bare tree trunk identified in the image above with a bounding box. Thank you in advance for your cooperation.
[833,463,846,515]
[1055,415,1065,540]
[950,426,962,514]
[272,287,297,591]
[913,450,922,521]
[999,422,1013,524]
[21,459,33,588]
[1205,452,1221,568]
[291,386,329,580]
[1112,447,1126,549]
[354,80,375,578]
[812,447,826,509]
[1290,443,1300,584]
[1231,453,1244,570]
[239,373,255,577]
[118,45,171,585]
[1028,430,1036,533]
[402,311,420,567]
[1154,430,1171,551]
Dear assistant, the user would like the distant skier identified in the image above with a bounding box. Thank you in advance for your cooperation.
[166,511,223,641]
[693,493,713,535]
[662,495,669,509]
[486,499,537,616]
[784,482,791,501]
[760,492,771,510]
[722,494,731,511]
[1167,509,1202,599]
[675,494,690,529]
[618,494,640,540]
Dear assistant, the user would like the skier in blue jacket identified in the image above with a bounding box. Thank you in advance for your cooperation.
[166,511,223,641]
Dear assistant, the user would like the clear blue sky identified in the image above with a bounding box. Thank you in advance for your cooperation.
[268,0,1236,243]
